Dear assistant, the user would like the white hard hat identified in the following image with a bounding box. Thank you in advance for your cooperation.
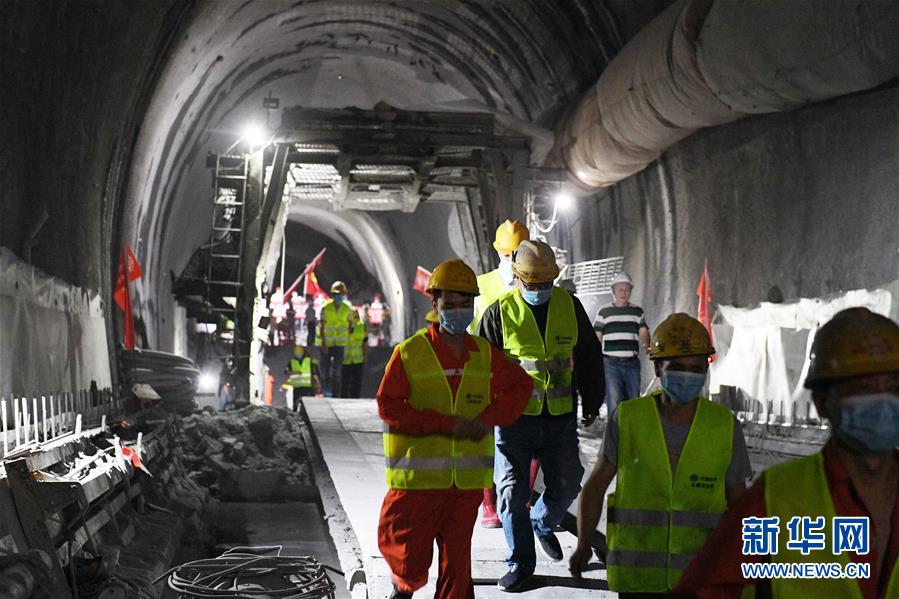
[610,271,634,289]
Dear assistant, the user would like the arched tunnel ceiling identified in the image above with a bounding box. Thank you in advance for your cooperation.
[122,0,669,343]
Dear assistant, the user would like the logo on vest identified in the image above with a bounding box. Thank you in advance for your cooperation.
[554,335,573,346]
[689,473,717,489]
[465,393,485,405]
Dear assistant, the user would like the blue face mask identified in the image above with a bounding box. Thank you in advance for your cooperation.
[498,260,515,285]
[661,371,706,405]
[828,393,899,454]
[521,288,552,306]
[439,308,474,335]
[333,294,345,304]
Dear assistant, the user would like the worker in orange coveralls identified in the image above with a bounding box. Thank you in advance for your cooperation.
[377,258,533,599]
[672,307,899,599]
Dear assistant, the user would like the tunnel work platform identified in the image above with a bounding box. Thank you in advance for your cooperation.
[301,397,613,598]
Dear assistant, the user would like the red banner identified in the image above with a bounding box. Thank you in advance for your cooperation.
[413,266,432,295]
[696,260,716,361]
[285,248,327,299]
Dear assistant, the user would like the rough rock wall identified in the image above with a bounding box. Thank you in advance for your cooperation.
[561,84,899,325]
[0,1,186,296]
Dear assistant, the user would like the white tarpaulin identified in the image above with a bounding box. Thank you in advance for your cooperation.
[0,248,111,396]
[710,288,892,422]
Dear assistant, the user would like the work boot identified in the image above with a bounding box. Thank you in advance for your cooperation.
[497,565,531,592]
[536,531,563,562]
[389,585,413,599]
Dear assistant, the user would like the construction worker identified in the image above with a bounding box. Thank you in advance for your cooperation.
[473,219,530,332]
[474,219,530,528]
[285,344,319,410]
[672,307,899,599]
[569,313,752,597]
[341,310,367,398]
[319,281,352,397]
[477,240,605,592]
[377,258,533,599]
[594,271,651,414]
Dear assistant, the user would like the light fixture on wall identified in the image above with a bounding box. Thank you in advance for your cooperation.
[225,121,270,154]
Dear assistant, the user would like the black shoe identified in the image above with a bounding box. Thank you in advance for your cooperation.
[536,531,563,562]
[389,585,413,599]
[498,567,531,592]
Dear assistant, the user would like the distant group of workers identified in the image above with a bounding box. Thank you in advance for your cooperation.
[284,280,371,403]
[374,218,899,599]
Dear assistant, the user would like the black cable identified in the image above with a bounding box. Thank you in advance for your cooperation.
[153,546,338,598]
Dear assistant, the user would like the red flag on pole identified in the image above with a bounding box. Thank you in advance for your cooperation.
[696,259,716,362]
[303,271,330,299]
[284,248,327,299]
[413,266,432,295]
[114,246,143,350]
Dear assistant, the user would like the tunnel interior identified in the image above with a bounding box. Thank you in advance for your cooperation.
[2,1,899,598]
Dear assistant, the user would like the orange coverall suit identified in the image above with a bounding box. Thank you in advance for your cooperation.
[377,324,532,597]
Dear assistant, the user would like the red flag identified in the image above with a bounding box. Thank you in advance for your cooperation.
[303,271,330,299]
[114,246,143,351]
[114,246,143,311]
[413,266,432,295]
[696,260,716,361]
[285,248,327,299]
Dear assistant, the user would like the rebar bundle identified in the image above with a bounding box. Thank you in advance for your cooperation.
[156,546,338,599]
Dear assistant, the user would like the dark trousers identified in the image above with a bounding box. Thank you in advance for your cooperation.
[341,363,364,398]
[291,387,313,411]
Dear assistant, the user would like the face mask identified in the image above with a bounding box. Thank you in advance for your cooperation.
[827,393,899,454]
[333,295,345,304]
[661,371,706,405]
[521,288,552,306]
[498,260,515,285]
[439,308,474,335]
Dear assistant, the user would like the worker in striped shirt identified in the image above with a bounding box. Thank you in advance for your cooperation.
[594,272,650,416]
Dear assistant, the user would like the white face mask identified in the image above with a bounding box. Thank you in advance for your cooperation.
[498,259,514,285]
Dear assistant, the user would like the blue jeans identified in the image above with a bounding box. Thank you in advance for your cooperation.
[603,357,641,415]
[494,414,584,573]
[320,346,344,397]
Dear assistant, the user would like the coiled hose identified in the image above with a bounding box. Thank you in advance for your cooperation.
[153,546,341,598]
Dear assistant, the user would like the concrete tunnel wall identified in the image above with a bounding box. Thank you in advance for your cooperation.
[553,84,899,330]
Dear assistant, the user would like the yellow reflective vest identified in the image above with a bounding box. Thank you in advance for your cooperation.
[382,332,494,490]
[498,287,577,416]
[472,268,512,332]
[287,356,312,388]
[606,392,733,592]
[764,451,899,598]
[344,322,366,365]
[320,300,351,346]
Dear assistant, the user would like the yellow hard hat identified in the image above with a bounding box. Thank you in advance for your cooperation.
[650,313,715,360]
[493,220,530,254]
[293,345,305,356]
[330,281,348,294]
[805,307,899,388]
[425,309,440,323]
[511,240,559,284]
[427,259,479,295]
[349,310,361,324]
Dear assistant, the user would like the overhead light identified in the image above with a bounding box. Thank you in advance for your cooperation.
[198,371,219,394]
[554,192,574,211]
[242,123,268,147]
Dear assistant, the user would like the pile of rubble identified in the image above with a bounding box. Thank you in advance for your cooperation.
[179,407,313,497]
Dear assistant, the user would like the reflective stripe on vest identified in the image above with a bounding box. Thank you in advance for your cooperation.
[287,357,312,387]
[606,392,733,593]
[765,452,899,598]
[321,301,351,346]
[344,322,366,364]
[498,287,577,415]
[472,269,511,332]
[382,332,494,490]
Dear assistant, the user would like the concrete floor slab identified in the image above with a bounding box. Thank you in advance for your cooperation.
[303,398,614,598]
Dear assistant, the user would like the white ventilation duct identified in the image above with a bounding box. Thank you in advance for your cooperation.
[559,0,899,188]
